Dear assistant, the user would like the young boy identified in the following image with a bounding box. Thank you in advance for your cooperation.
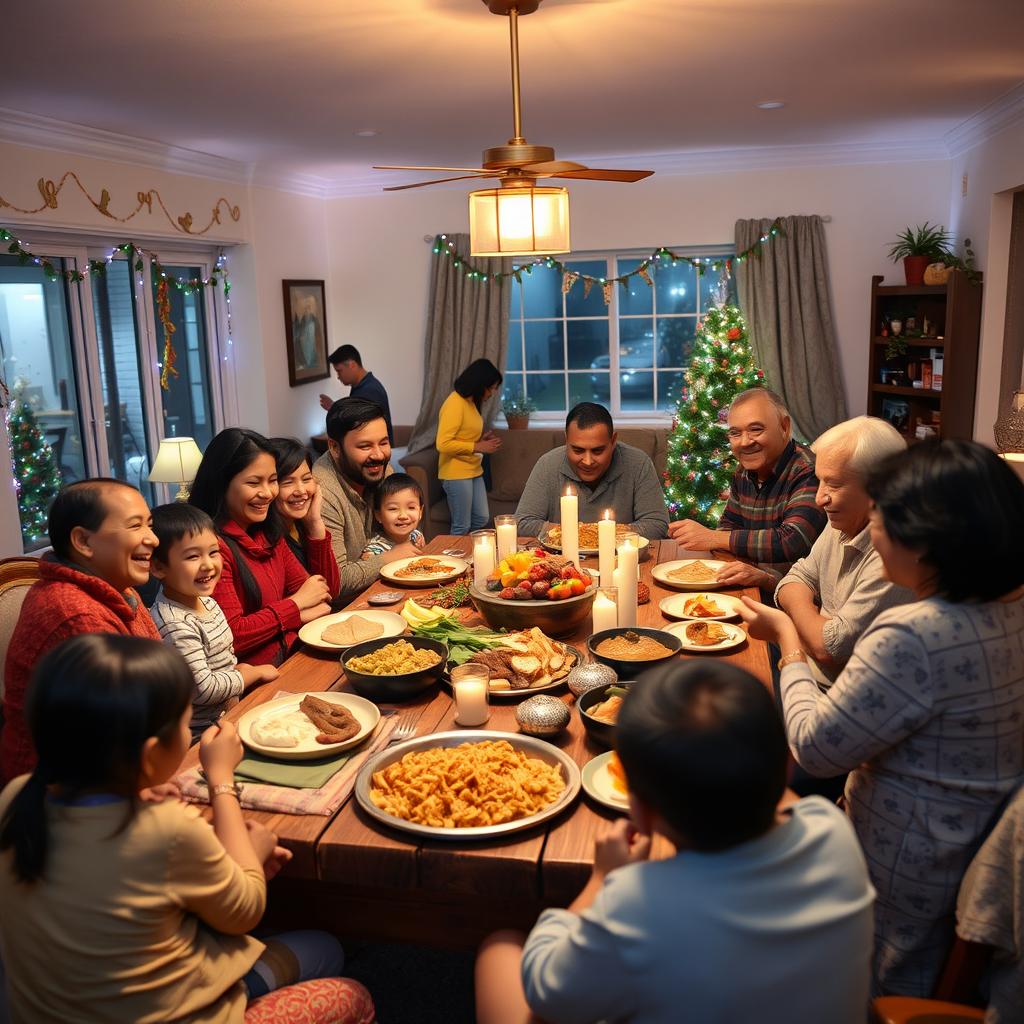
[360,473,426,559]
[475,661,876,1024]
[149,503,278,739]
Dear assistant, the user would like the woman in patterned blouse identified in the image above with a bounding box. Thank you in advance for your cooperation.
[739,440,1024,998]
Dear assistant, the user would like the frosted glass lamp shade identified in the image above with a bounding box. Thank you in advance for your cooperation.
[149,437,204,500]
[469,186,570,257]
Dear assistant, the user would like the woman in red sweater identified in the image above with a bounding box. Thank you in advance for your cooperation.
[188,429,339,665]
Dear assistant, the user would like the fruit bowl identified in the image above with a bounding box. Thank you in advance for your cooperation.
[469,584,596,639]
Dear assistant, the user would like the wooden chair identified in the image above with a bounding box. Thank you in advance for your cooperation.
[0,557,42,706]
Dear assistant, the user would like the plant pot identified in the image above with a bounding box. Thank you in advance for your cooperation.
[506,415,530,430]
[903,255,930,286]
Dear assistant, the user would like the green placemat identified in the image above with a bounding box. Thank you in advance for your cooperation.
[233,748,357,789]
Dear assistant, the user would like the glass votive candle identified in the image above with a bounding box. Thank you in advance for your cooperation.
[592,586,618,634]
[451,664,490,726]
[494,514,518,563]
[471,529,496,590]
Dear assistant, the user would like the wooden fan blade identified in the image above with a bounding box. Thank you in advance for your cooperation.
[374,165,491,173]
[547,168,655,182]
[521,160,588,174]
[383,173,502,192]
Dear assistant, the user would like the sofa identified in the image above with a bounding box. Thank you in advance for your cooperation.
[400,426,671,539]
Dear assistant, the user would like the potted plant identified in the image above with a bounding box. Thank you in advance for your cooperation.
[502,389,535,430]
[887,222,954,286]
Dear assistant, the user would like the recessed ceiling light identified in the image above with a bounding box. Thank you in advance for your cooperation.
[756,101,785,110]
[354,129,381,137]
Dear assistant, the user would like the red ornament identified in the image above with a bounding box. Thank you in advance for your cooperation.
[727,326,741,340]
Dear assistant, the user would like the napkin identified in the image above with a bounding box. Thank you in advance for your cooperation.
[233,748,358,790]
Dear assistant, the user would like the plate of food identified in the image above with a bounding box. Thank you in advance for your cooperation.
[379,555,469,587]
[651,559,730,591]
[663,619,747,653]
[298,610,407,651]
[540,523,651,556]
[355,731,581,839]
[659,592,743,622]
[581,750,630,812]
[238,691,381,760]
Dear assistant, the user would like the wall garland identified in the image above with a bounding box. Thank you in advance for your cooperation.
[0,170,241,235]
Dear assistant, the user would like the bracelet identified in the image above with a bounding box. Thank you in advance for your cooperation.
[210,782,241,800]
[777,649,809,670]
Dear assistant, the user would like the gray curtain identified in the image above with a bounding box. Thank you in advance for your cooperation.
[405,234,512,456]
[735,216,847,441]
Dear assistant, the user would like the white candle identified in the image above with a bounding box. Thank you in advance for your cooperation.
[452,664,490,726]
[592,587,618,634]
[616,533,639,628]
[598,510,616,588]
[472,530,496,590]
[494,515,518,564]
[561,486,579,569]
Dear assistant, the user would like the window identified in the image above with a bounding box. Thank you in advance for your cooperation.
[502,247,735,419]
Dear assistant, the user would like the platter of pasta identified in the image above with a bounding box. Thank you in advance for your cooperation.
[379,556,469,587]
[540,524,650,557]
[650,559,730,592]
[658,592,742,622]
[663,619,747,653]
[356,731,581,839]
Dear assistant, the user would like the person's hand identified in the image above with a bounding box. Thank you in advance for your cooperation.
[593,818,651,880]
[291,574,331,610]
[199,720,244,786]
[244,819,280,866]
[254,664,279,684]
[736,595,794,644]
[319,394,333,411]
[298,601,331,623]
[474,433,501,454]
[715,561,772,589]
[668,518,716,549]
[306,481,324,526]
[140,781,182,803]
[382,540,427,564]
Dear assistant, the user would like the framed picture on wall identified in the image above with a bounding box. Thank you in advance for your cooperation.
[880,398,910,433]
[282,279,329,387]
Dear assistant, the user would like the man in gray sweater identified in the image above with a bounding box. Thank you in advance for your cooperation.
[515,403,669,540]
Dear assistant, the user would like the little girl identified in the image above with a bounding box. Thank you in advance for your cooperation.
[0,634,373,1023]
[361,473,426,558]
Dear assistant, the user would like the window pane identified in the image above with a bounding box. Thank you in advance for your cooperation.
[92,261,155,502]
[567,319,609,370]
[153,268,215,450]
[0,255,88,550]
[565,260,607,318]
[569,371,608,407]
[523,321,564,371]
[502,372,525,403]
[656,317,697,367]
[617,259,652,316]
[658,370,686,411]
[506,323,524,372]
[620,318,654,369]
[525,372,565,412]
[520,263,561,319]
[654,259,697,315]
[619,370,654,411]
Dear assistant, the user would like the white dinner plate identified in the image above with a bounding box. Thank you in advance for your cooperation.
[581,751,629,812]
[663,620,748,653]
[651,558,730,591]
[379,555,469,587]
[238,691,380,761]
[298,610,407,651]
[539,531,650,557]
[659,591,743,622]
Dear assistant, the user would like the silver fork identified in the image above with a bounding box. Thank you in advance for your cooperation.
[385,716,417,746]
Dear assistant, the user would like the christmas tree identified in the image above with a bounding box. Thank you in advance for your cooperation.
[9,381,62,548]
[663,304,765,526]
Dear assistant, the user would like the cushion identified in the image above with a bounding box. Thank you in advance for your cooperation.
[488,429,562,502]
[244,978,375,1024]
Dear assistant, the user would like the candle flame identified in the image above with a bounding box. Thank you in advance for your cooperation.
[603,509,612,520]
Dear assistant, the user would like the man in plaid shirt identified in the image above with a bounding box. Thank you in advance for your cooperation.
[669,388,826,592]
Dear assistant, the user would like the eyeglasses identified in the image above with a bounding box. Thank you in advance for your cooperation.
[726,425,766,441]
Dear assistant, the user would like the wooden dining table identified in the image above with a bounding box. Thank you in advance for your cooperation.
[178,534,772,949]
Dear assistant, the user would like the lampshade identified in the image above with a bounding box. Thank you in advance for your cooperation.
[994,390,1024,454]
[149,437,204,500]
[469,185,570,257]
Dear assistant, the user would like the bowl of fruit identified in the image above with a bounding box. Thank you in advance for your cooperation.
[469,549,597,639]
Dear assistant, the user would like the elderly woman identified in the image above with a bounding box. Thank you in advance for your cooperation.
[740,440,1024,998]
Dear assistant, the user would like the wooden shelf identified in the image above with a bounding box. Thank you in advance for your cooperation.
[874,283,948,296]
[871,384,943,397]
[872,337,944,348]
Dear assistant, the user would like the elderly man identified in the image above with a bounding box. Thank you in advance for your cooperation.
[313,397,421,599]
[669,387,825,589]
[775,415,914,690]
[515,402,669,540]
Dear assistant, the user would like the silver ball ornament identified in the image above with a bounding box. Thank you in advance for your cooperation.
[567,661,617,697]
[516,695,571,737]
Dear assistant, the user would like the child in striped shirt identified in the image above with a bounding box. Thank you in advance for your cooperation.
[360,474,426,559]
[150,504,278,739]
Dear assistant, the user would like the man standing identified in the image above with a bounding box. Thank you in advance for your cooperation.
[515,403,669,540]
[669,387,825,589]
[319,344,394,446]
[312,397,421,599]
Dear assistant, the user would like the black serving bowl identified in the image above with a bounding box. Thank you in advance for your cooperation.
[578,681,633,749]
[341,635,448,703]
[587,627,681,679]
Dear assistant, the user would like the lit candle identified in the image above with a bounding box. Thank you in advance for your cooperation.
[616,533,639,628]
[472,529,496,590]
[452,664,490,726]
[592,586,618,634]
[598,509,616,588]
[560,485,579,569]
[494,515,518,563]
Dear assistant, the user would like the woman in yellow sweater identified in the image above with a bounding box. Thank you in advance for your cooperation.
[437,358,503,534]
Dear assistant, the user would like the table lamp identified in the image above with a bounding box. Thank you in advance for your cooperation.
[149,437,204,501]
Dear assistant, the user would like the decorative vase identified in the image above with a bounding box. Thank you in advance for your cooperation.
[902,255,930,286]
[506,415,530,430]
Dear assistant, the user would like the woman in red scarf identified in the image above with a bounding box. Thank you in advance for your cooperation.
[189,429,339,665]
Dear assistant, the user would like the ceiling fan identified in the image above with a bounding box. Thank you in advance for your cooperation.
[372,0,654,194]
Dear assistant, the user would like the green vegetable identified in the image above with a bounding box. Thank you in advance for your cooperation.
[409,618,510,665]
[605,686,630,699]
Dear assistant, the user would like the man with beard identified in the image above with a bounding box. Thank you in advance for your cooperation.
[669,388,825,594]
[313,397,423,598]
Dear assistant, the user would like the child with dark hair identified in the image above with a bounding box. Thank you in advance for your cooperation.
[476,661,874,1024]
[149,503,278,739]
[0,634,374,1023]
[360,473,426,558]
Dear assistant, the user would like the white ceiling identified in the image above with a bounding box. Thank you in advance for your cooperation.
[4,0,1024,192]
